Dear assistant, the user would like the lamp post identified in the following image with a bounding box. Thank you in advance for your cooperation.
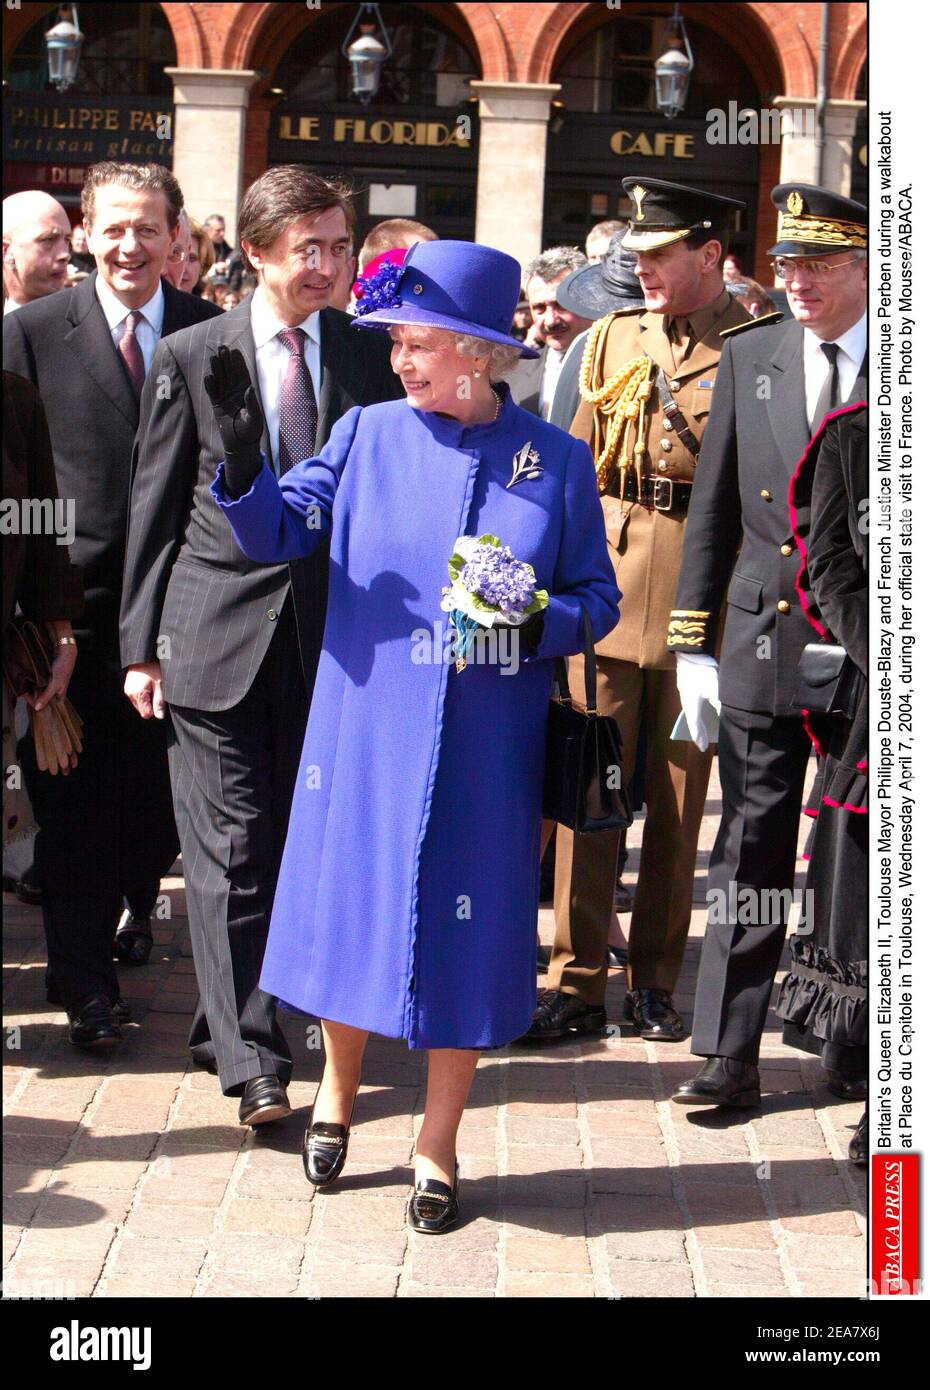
[45,3,83,94]
[342,4,393,105]
[654,4,694,119]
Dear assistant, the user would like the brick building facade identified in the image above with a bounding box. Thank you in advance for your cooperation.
[4,2,866,277]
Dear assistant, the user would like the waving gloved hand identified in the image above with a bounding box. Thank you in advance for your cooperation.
[204,345,265,499]
[675,652,721,753]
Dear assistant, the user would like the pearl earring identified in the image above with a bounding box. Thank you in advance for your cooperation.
[473,370,481,378]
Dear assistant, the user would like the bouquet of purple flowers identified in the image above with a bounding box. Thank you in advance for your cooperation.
[441,534,548,673]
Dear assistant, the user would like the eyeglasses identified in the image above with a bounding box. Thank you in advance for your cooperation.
[772,256,863,283]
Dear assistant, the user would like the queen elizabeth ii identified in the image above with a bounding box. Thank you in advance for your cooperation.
[208,239,620,1232]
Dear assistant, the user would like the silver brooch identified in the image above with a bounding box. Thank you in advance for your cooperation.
[506,441,543,489]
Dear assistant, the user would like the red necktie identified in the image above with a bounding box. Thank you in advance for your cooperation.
[119,309,145,397]
[276,327,318,475]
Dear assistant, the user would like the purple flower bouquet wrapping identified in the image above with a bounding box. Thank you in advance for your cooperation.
[440,534,549,672]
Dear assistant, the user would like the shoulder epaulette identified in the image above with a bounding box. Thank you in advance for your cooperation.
[719,311,784,339]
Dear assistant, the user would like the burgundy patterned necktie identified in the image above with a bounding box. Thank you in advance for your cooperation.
[119,309,145,397]
[277,326,318,475]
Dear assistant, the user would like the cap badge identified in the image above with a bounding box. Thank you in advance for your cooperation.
[631,185,648,222]
[413,283,424,294]
[787,190,804,216]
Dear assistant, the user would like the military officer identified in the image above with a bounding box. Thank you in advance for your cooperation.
[524,177,761,1044]
[669,184,867,1106]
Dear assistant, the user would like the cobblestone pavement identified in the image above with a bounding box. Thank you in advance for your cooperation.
[3,765,866,1299]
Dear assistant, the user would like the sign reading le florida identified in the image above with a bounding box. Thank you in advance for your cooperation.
[276,113,471,149]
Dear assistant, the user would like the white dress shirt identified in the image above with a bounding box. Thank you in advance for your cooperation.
[540,344,566,421]
[95,275,164,376]
[803,312,866,429]
[250,288,322,475]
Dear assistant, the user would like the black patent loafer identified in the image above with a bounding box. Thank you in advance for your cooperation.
[614,881,634,913]
[536,944,551,971]
[624,987,685,1041]
[408,1162,460,1234]
[238,1074,290,1127]
[302,1098,356,1186]
[113,909,153,966]
[827,1071,868,1102]
[606,945,629,969]
[518,989,607,1042]
[672,1056,761,1108]
[848,1111,867,1167]
[68,995,123,1048]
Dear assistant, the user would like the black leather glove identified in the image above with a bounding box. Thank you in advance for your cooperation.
[519,609,546,655]
[204,345,265,499]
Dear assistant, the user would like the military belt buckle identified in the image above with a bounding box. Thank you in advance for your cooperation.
[652,477,674,512]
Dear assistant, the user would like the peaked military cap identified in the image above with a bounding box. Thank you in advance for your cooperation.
[768,183,867,257]
[621,177,746,252]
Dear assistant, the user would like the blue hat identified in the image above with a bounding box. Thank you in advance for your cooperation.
[351,239,539,358]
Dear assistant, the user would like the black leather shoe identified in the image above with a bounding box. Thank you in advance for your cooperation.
[68,995,123,1048]
[827,1071,867,1102]
[848,1111,867,1166]
[408,1162,460,1234]
[518,989,607,1042]
[16,866,44,907]
[536,944,551,971]
[51,979,129,1022]
[302,1098,356,1186]
[614,881,634,913]
[624,988,685,1041]
[672,1056,761,1108]
[113,909,153,966]
[606,945,628,969]
[238,1074,290,1127]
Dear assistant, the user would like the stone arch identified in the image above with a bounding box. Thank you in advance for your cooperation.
[833,13,867,100]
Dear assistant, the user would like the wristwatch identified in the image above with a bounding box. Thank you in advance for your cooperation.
[56,636,77,647]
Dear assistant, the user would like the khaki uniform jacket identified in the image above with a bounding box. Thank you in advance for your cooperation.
[569,289,751,668]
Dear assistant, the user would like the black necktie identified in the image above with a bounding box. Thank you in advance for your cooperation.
[276,327,318,475]
[812,341,841,433]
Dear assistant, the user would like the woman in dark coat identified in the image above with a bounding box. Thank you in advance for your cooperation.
[776,402,867,1164]
[210,240,620,1230]
[2,371,82,901]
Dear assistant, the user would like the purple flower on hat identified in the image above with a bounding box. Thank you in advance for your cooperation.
[354,260,404,317]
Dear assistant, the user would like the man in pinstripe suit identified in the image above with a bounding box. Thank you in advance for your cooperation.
[120,169,402,1124]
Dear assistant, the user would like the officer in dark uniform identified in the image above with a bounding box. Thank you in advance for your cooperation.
[668,184,867,1106]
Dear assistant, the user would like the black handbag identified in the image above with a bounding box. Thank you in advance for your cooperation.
[791,641,862,718]
[542,610,632,833]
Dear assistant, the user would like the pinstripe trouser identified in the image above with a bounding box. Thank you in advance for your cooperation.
[165,595,308,1095]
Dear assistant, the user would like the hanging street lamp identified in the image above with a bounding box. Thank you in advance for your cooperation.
[342,4,393,105]
[654,4,694,119]
[45,3,84,94]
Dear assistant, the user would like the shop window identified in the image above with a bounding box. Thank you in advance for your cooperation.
[273,5,478,109]
[5,2,175,96]
[423,183,476,222]
[555,14,759,117]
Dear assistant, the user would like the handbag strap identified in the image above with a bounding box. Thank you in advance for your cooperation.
[554,608,598,714]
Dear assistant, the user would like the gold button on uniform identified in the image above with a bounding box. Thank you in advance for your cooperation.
[660,438,672,452]
[657,460,668,472]
[780,543,794,556]
[669,380,681,392]
[777,600,790,614]
[663,419,674,431]
[760,489,772,501]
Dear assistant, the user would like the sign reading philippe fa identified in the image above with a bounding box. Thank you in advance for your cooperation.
[3,93,173,164]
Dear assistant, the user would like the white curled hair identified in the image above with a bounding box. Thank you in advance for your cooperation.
[454,331,523,382]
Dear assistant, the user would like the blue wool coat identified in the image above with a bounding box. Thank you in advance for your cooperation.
[211,385,620,1049]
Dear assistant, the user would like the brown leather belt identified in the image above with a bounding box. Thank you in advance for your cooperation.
[617,471,693,516]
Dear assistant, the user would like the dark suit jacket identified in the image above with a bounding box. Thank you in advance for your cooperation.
[669,316,866,716]
[2,370,83,638]
[505,346,548,417]
[3,273,222,648]
[119,300,403,711]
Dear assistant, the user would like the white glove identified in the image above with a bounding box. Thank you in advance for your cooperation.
[675,652,720,752]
